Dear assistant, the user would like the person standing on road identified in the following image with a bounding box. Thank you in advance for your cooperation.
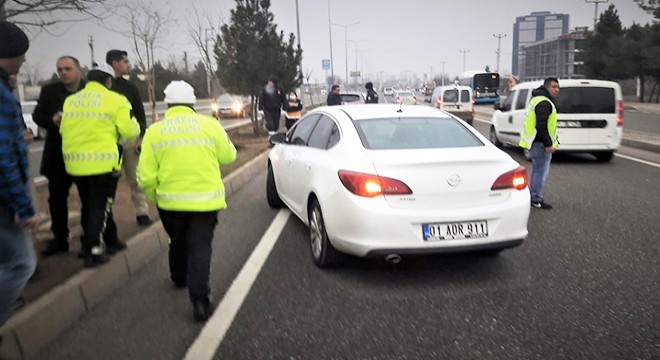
[106,50,152,227]
[365,82,379,104]
[0,21,39,327]
[32,56,86,256]
[284,91,303,130]
[519,77,560,210]
[60,64,140,267]
[138,81,237,321]
[258,76,287,136]
[327,84,343,106]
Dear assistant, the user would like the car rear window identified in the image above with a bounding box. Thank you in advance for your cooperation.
[355,117,483,150]
[554,87,615,114]
[443,90,458,102]
[398,92,414,97]
[341,94,362,103]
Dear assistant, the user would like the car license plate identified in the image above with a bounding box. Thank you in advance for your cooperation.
[422,220,488,241]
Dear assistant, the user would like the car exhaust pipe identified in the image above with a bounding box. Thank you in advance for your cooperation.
[384,254,402,264]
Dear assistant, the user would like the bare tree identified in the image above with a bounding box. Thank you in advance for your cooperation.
[185,2,222,98]
[1,0,114,28]
[304,68,314,106]
[117,0,172,122]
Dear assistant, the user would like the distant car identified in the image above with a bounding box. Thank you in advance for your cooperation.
[430,84,475,125]
[21,101,47,139]
[266,104,530,268]
[211,94,247,119]
[383,87,395,96]
[394,90,417,105]
[339,92,366,104]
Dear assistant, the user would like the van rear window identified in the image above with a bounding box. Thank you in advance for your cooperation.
[554,87,615,114]
[443,90,458,102]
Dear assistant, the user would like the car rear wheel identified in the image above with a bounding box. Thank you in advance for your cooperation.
[522,148,531,162]
[593,151,613,162]
[489,126,502,148]
[266,163,284,208]
[309,198,342,268]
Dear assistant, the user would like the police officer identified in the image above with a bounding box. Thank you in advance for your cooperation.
[138,81,237,321]
[60,63,140,267]
[365,81,379,103]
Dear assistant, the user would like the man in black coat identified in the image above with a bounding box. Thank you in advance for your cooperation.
[106,49,152,227]
[365,82,379,103]
[258,76,287,136]
[32,56,85,256]
[326,84,342,106]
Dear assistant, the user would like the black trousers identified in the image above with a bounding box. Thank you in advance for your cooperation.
[46,172,74,246]
[73,173,119,253]
[264,109,281,132]
[158,209,218,302]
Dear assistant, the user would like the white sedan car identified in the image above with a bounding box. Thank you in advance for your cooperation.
[267,104,530,267]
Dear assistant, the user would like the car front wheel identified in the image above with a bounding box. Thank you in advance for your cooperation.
[308,198,342,268]
[266,163,284,208]
[490,126,503,148]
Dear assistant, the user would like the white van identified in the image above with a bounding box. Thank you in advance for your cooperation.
[490,79,623,162]
[430,84,474,125]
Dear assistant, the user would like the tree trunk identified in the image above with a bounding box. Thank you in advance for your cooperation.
[250,95,264,136]
[639,75,645,103]
[647,81,657,104]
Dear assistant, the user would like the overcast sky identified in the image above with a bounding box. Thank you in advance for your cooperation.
[20,0,653,85]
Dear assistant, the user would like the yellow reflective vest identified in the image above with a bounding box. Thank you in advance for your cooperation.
[60,81,140,176]
[519,95,559,150]
[137,106,237,211]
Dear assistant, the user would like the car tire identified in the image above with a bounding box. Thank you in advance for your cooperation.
[490,126,503,148]
[593,151,613,162]
[308,198,342,268]
[522,148,531,162]
[266,163,284,208]
[37,127,47,139]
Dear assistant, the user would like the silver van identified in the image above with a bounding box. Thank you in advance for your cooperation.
[490,79,624,162]
[430,84,474,125]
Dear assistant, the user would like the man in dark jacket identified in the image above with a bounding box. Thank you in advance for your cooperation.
[106,49,152,227]
[0,21,39,327]
[258,76,287,136]
[326,84,342,106]
[365,82,379,104]
[32,56,85,256]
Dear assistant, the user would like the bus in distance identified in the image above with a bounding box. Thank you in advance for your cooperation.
[459,71,500,104]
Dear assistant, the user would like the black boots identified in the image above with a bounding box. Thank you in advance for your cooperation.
[41,240,69,256]
[192,299,214,322]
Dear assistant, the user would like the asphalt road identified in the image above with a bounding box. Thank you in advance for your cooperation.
[37,107,660,359]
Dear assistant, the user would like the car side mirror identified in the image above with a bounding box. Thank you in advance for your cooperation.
[268,133,287,145]
[493,103,501,111]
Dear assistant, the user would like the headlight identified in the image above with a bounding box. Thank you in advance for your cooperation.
[232,103,243,113]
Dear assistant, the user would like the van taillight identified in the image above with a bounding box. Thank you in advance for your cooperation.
[617,100,624,127]
[471,97,475,118]
[436,98,442,109]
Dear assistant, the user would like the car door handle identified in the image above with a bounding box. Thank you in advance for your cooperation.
[508,115,513,124]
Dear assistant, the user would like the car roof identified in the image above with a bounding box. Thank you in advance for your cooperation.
[512,79,621,91]
[311,104,448,121]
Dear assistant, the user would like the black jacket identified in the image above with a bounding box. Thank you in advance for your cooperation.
[258,86,287,111]
[327,93,342,106]
[531,86,555,147]
[366,88,379,104]
[112,77,146,137]
[32,80,85,177]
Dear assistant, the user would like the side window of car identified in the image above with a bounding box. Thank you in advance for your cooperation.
[515,89,529,110]
[501,91,515,112]
[461,90,470,103]
[289,114,321,146]
[308,115,339,149]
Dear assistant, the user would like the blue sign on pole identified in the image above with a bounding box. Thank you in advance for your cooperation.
[322,59,331,70]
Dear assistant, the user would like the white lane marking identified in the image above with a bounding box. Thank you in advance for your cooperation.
[614,153,660,168]
[184,209,291,360]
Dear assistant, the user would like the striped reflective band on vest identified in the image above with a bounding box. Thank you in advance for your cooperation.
[157,190,225,203]
[61,111,114,121]
[150,138,216,151]
[63,152,119,161]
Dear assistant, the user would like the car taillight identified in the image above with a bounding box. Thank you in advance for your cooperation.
[617,100,624,127]
[491,166,527,191]
[471,97,475,117]
[436,98,442,109]
[338,170,412,197]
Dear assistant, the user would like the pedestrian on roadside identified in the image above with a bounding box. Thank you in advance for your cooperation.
[284,91,303,130]
[0,21,39,327]
[60,63,140,267]
[365,81,379,104]
[106,50,152,227]
[326,84,343,106]
[519,77,560,210]
[258,76,287,136]
[138,81,237,322]
[33,56,86,256]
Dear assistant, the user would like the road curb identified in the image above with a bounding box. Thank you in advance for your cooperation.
[0,150,271,360]
[621,137,660,153]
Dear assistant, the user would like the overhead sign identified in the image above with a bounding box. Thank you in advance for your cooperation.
[322,59,331,70]
[350,71,361,77]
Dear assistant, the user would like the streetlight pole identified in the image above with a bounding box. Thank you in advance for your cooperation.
[493,34,507,73]
[439,60,447,86]
[349,39,366,89]
[295,0,303,84]
[460,49,470,73]
[327,0,334,86]
[585,0,609,30]
[332,21,359,89]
